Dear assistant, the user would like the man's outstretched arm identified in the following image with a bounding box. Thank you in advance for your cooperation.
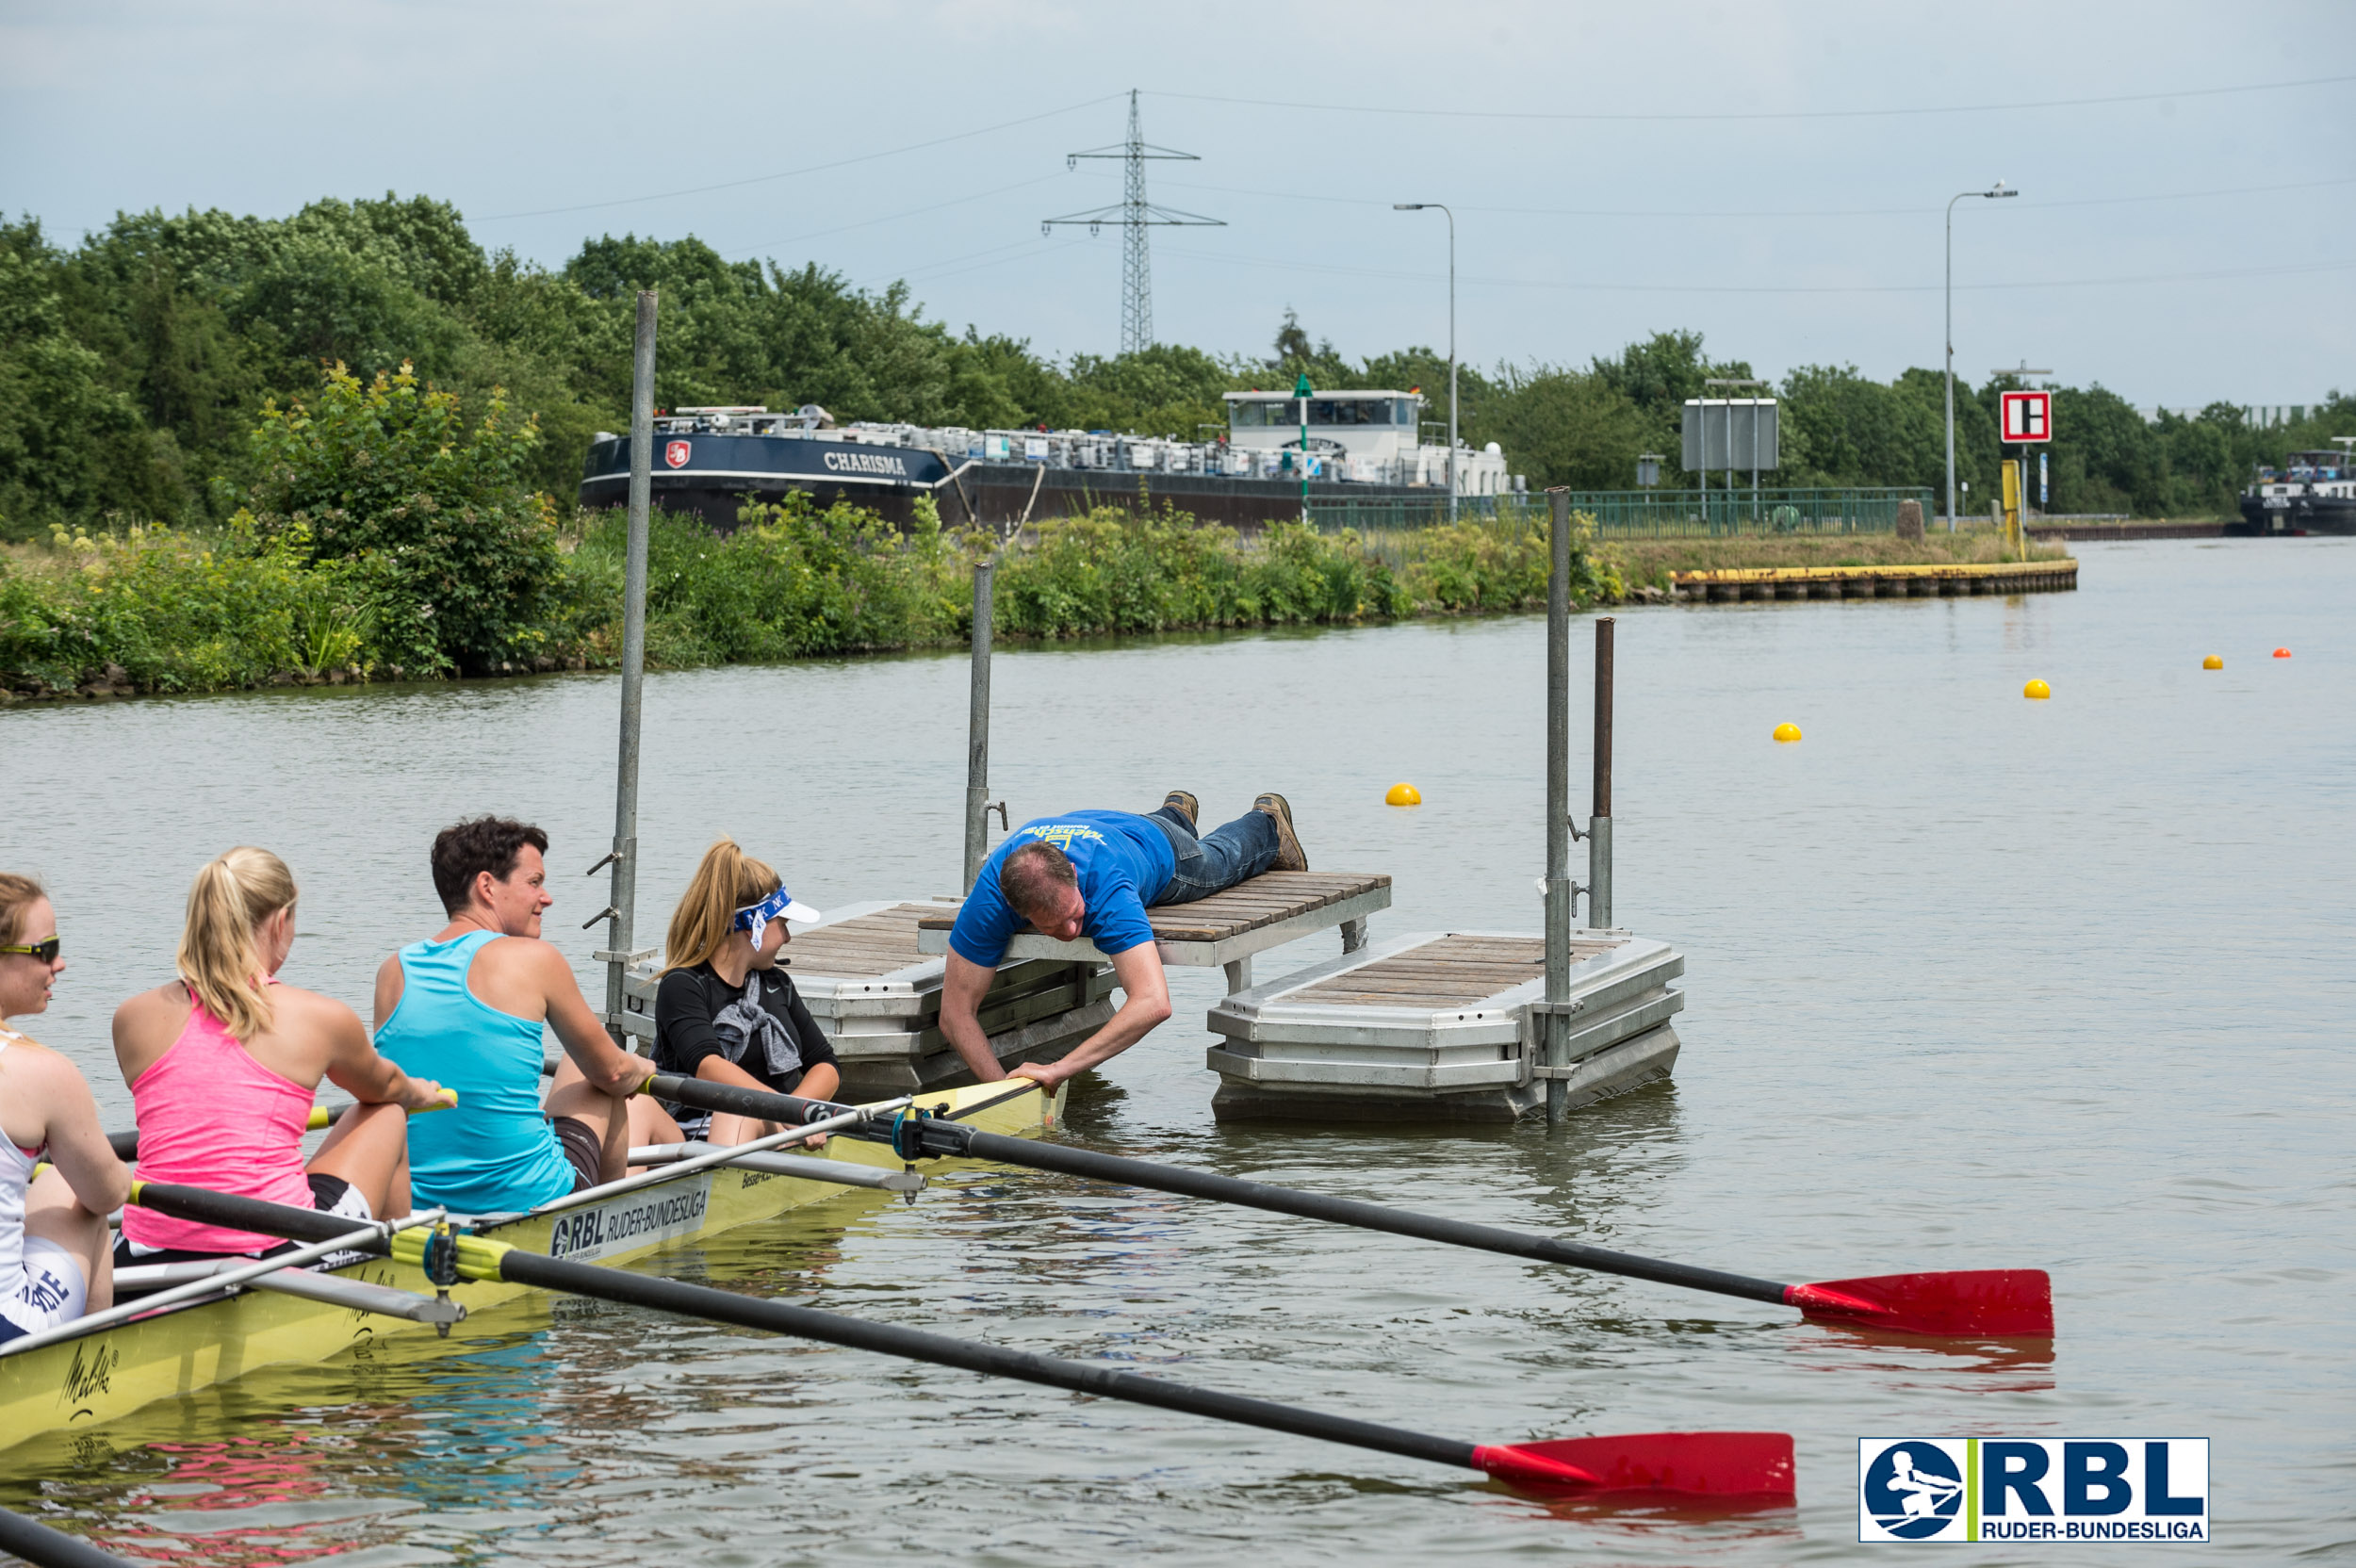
[941,953,1006,1082]
[1018,941,1170,1091]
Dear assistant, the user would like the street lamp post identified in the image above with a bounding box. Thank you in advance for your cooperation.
[1294,370,1313,522]
[1947,181,2017,531]
[1394,203,1456,521]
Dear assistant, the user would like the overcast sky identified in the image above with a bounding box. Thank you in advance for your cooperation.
[4,0,2349,409]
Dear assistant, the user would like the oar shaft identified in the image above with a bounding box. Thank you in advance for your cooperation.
[0,1508,133,1568]
[638,1074,1793,1311]
[946,1128,1792,1309]
[125,1180,1481,1478]
[493,1247,1478,1472]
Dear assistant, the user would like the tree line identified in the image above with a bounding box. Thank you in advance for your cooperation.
[3,191,2347,538]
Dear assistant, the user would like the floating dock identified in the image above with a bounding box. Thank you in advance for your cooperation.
[624,900,1115,1098]
[1205,929,1683,1124]
[1670,558,2077,601]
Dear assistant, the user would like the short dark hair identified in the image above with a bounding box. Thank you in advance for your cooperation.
[998,840,1077,921]
[432,817,549,914]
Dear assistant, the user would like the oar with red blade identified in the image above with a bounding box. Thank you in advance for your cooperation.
[125,1179,1797,1503]
[640,1073,2053,1338]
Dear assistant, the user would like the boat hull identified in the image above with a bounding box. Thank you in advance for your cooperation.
[579,437,1477,532]
[2230,495,2356,535]
[0,1081,1056,1452]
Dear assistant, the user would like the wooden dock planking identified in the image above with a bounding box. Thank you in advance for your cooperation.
[1137,873,1390,942]
[1287,933,1634,1008]
[783,904,936,979]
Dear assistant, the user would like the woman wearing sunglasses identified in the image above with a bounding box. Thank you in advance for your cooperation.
[110,848,450,1267]
[0,874,132,1347]
[653,839,841,1147]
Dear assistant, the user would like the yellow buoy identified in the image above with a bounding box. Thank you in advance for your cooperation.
[2023,678,2051,700]
[1384,782,1422,807]
[1772,723,1803,743]
[2202,655,2223,670]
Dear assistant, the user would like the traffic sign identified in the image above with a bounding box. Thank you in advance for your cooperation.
[2000,389,2053,443]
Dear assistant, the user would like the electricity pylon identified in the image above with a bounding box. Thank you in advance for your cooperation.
[1042,90,1222,355]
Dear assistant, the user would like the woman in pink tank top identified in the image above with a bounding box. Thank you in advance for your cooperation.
[114,848,450,1260]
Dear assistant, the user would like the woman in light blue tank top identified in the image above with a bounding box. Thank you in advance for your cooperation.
[374,931,576,1213]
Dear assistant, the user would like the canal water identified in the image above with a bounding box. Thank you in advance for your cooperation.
[3,538,2348,1564]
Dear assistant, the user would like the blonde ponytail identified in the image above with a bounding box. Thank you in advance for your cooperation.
[661,837,780,976]
[176,847,297,1041]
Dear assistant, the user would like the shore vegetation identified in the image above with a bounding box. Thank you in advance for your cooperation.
[0,363,1602,698]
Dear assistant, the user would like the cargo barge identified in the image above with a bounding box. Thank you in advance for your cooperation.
[579,389,1519,531]
[2230,441,2356,535]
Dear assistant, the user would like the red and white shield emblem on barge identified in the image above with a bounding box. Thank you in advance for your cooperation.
[664,440,691,468]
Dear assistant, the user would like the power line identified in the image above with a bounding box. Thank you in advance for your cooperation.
[1144,73,2356,124]
[721,172,1074,260]
[1133,172,2356,221]
[1159,244,2356,296]
[869,235,1088,290]
[475,93,1123,221]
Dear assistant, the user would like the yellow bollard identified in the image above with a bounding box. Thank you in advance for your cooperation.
[1384,782,1422,807]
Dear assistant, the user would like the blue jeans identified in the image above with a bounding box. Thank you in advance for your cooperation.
[1145,805,1280,905]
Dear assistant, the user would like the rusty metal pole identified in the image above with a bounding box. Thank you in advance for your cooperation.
[597,289,656,1043]
[962,559,995,893]
[1544,489,1574,1126]
[1590,617,1614,929]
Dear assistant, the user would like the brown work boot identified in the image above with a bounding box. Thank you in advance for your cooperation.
[1160,790,1199,830]
[1253,792,1308,872]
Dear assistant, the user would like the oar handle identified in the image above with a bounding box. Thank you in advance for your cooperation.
[638,1071,877,1133]
[130,1180,389,1251]
[941,1127,1795,1310]
[107,1092,460,1161]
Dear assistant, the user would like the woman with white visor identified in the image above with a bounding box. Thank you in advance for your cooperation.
[652,840,840,1146]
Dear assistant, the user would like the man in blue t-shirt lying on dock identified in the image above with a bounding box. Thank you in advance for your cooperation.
[943,792,1308,1090]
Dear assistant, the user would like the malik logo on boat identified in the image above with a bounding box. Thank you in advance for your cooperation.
[1857,1438,2208,1544]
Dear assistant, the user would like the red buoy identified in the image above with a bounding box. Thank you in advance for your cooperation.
[2273,647,2293,659]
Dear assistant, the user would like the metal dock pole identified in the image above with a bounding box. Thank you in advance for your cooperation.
[962,559,996,893]
[1589,617,1614,930]
[1543,489,1575,1126]
[596,289,657,1040]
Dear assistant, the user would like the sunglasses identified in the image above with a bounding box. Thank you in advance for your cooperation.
[0,937,59,963]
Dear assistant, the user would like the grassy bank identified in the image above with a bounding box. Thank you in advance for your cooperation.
[0,501,1600,701]
[1600,528,2073,593]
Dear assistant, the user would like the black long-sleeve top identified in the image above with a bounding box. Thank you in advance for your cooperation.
[651,961,839,1116]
